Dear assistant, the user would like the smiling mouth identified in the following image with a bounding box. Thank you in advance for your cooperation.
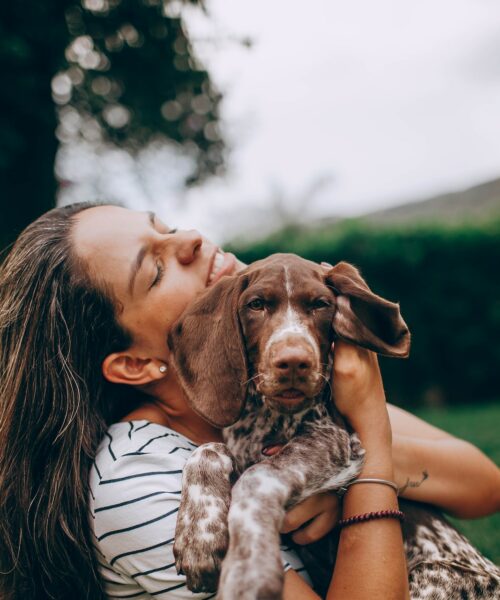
[207,249,237,286]
[208,250,224,284]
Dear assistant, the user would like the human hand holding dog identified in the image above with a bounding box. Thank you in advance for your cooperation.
[331,339,393,478]
[281,492,341,544]
[331,340,391,445]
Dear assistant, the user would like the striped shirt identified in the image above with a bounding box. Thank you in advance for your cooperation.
[90,420,310,599]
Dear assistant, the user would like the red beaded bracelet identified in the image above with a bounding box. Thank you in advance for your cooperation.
[337,509,405,529]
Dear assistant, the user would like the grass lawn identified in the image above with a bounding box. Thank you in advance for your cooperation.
[413,402,500,564]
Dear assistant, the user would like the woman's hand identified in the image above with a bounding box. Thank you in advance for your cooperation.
[331,339,394,483]
[331,340,390,441]
[281,492,341,544]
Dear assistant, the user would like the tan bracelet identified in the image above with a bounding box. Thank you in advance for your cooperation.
[336,477,399,497]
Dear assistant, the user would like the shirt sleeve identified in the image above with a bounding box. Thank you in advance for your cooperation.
[280,542,312,584]
[93,451,309,599]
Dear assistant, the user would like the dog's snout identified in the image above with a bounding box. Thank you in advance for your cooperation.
[272,345,313,376]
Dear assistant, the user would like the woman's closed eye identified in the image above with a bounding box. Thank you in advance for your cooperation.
[150,261,165,289]
[149,227,177,289]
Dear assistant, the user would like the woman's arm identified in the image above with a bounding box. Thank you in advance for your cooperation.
[283,570,321,599]
[325,342,409,600]
[389,404,500,518]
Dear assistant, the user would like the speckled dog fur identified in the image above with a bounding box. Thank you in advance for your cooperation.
[169,254,500,600]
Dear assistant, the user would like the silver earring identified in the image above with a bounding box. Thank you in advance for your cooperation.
[159,364,168,374]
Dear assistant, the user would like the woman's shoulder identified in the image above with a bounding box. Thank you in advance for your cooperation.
[89,420,197,508]
[101,419,196,457]
[89,421,199,596]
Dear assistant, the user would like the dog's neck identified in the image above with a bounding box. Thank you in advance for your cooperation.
[223,383,335,471]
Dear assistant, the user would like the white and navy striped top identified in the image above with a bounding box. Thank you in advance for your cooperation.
[89,420,309,599]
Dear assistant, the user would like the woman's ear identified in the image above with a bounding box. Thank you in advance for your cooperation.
[102,352,168,386]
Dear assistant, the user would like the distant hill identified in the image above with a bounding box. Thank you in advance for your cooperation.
[359,177,500,226]
[228,177,500,246]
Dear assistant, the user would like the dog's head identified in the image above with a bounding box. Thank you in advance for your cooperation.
[168,254,410,428]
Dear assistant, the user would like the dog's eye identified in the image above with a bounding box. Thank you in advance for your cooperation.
[247,298,265,311]
[310,298,331,310]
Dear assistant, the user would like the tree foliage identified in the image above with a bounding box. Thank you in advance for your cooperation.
[0,0,223,249]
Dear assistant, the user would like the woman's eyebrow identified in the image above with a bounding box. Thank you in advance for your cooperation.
[127,212,157,295]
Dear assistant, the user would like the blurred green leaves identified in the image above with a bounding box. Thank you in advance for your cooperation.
[56,0,224,180]
[0,0,224,248]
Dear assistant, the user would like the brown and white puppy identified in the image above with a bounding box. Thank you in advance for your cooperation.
[168,254,406,597]
[168,254,499,600]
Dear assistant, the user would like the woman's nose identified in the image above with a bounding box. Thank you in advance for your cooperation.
[174,230,203,264]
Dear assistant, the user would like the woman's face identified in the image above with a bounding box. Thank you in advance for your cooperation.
[73,205,241,362]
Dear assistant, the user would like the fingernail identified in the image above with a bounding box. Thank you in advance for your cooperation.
[321,261,333,268]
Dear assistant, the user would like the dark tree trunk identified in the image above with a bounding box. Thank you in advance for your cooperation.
[0,0,223,253]
[0,0,69,250]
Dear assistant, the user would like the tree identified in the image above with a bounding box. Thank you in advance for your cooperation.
[0,0,223,250]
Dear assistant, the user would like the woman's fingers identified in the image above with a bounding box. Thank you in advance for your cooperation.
[331,341,384,412]
[281,493,340,535]
[281,498,314,533]
[291,508,340,545]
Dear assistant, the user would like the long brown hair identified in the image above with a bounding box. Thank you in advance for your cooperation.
[0,203,133,599]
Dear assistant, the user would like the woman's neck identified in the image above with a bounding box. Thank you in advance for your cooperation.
[154,398,224,445]
[123,377,223,446]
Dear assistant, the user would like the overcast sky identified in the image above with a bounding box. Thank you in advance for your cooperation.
[60,0,500,242]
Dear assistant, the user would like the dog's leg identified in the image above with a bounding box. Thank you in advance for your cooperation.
[174,442,237,592]
[217,424,364,600]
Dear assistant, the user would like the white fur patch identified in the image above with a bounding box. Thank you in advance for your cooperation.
[252,473,289,497]
[229,501,264,534]
[218,453,234,472]
[284,265,293,296]
[187,447,205,464]
[264,305,318,357]
[186,483,203,503]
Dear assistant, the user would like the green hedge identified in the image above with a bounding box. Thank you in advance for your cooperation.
[229,219,500,408]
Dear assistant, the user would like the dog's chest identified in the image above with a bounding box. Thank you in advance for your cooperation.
[222,392,330,472]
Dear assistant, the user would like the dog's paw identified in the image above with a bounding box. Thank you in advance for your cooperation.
[174,522,228,593]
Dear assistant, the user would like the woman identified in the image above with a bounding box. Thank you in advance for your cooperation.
[0,202,498,600]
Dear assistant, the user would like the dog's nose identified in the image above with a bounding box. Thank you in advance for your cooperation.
[272,347,312,377]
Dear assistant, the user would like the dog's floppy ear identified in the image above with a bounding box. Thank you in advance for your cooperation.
[326,262,410,357]
[168,274,248,428]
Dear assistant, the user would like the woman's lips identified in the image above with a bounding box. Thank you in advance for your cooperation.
[207,250,237,286]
